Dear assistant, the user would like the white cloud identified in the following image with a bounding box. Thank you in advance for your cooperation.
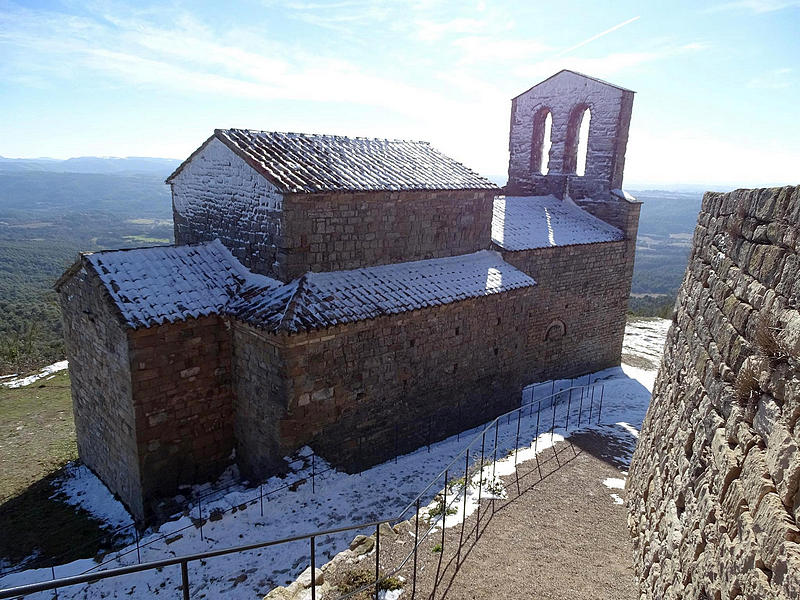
[747,67,794,89]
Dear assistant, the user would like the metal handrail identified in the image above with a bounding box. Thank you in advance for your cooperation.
[0,379,605,600]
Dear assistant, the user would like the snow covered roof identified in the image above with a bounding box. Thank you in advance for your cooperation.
[80,240,281,329]
[492,195,624,251]
[233,250,536,333]
[168,129,498,193]
[512,69,635,99]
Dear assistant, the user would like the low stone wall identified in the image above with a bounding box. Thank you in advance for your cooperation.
[627,185,800,599]
[58,267,143,520]
[129,316,236,510]
[280,189,495,280]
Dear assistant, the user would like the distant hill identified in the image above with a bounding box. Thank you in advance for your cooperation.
[0,156,180,176]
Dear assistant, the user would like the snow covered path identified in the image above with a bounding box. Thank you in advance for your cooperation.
[0,319,670,599]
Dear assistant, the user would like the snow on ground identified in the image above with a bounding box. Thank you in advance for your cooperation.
[1,361,68,388]
[0,320,668,599]
[622,318,672,370]
[53,463,135,531]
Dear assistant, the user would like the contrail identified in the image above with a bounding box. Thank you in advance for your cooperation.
[556,16,641,56]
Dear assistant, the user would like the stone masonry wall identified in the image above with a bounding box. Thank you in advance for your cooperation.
[128,316,235,512]
[627,186,800,599]
[230,323,288,479]
[507,70,634,201]
[500,238,635,379]
[280,189,495,281]
[234,288,536,476]
[171,137,285,279]
[58,267,144,520]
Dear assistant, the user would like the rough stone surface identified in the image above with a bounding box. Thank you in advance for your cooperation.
[59,267,144,519]
[627,185,800,599]
[507,69,634,203]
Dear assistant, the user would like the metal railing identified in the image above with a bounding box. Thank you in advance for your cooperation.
[0,378,606,600]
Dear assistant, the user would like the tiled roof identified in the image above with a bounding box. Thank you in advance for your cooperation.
[492,195,624,251]
[233,250,536,333]
[168,129,498,193]
[82,240,281,329]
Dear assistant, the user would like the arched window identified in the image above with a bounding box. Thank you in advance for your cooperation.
[564,104,591,175]
[529,107,553,175]
[545,319,566,341]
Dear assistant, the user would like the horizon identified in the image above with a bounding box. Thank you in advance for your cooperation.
[1,1,798,188]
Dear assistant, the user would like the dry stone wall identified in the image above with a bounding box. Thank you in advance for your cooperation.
[627,186,800,599]
[58,268,144,520]
[280,189,494,281]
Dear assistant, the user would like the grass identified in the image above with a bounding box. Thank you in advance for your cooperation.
[0,370,76,502]
[0,370,119,570]
[336,568,402,599]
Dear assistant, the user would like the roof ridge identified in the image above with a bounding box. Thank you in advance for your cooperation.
[218,128,433,147]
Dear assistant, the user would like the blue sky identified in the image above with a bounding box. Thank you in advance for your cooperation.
[1,0,798,187]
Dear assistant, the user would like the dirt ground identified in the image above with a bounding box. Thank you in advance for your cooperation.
[363,427,638,600]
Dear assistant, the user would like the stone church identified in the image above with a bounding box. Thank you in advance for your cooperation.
[56,70,641,521]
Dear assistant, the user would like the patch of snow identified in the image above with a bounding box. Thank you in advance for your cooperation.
[610,494,624,505]
[51,463,135,531]
[2,360,68,388]
[603,478,625,490]
[623,318,671,367]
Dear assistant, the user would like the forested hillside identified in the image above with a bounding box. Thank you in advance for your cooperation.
[0,168,176,373]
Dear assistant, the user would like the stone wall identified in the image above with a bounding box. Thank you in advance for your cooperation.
[57,267,144,520]
[230,323,289,479]
[627,186,800,599]
[507,70,634,201]
[128,316,236,510]
[171,137,285,279]
[500,238,635,380]
[234,287,536,475]
[280,189,495,280]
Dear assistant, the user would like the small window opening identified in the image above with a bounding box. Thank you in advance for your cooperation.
[564,104,591,175]
[455,327,460,336]
[529,107,553,175]
[493,347,499,356]
[410,339,415,348]
[576,108,591,176]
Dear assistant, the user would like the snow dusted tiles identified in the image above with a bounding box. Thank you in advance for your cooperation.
[233,250,536,333]
[492,195,624,251]
[83,240,281,329]
[210,129,498,193]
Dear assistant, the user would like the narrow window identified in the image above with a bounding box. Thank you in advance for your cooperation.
[529,107,553,175]
[564,104,591,175]
[576,108,591,176]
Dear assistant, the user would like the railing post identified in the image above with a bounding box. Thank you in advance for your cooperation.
[312,453,316,494]
[550,390,557,440]
[310,536,316,600]
[412,498,420,600]
[260,484,264,517]
[51,566,58,599]
[578,387,584,427]
[599,384,606,423]
[514,411,521,467]
[375,523,381,600]
[198,498,204,542]
[534,400,541,453]
[457,449,469,564]
[589,383,595,422]
[135,528,141,564]
[477,431,485,542]
[566,387,572,430]
[180,560,189,600]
